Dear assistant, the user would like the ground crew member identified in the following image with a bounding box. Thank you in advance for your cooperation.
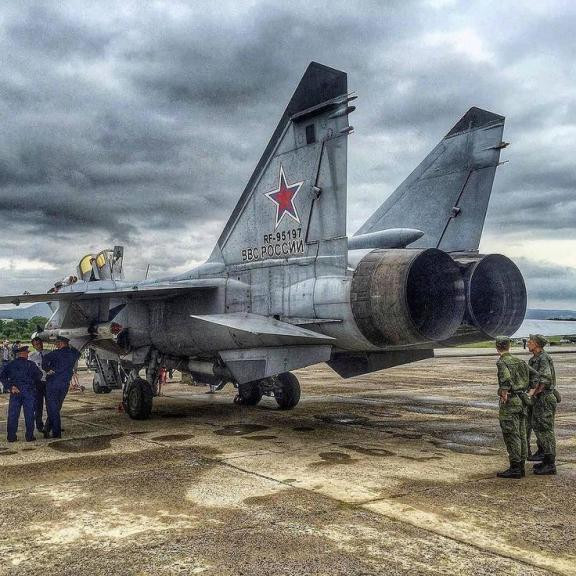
[495,336,530,479]
[527,334,557,475]
[29,336,47,433]
[0,345,42,442]
[42,336,80,439]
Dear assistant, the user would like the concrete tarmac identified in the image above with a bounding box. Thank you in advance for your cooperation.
[0,352,575,576]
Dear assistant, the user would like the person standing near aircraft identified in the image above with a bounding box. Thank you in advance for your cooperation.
[495,336,530,479]
[1,341,11,392]
[29,336,47,433]
[42,336,80,438]
[527,334,557,475]
[0,345,42,442]
[11,340,21,360]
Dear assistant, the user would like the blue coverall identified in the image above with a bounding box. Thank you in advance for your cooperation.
[0,358,42,441]
[42,346,80,438]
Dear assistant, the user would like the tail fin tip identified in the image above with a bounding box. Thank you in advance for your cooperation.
[445,107,505,138]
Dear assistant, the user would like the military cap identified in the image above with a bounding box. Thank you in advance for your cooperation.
[529,334,548,347]
[495,335,511,347]
[55,335,70,343]
[15,345,30,353]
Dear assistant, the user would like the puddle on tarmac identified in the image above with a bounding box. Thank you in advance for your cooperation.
[339,444,396,457]
[391,432,423,440]
[22,447,35,451]
[436,441,497,456]
[293,426,315,432]
[213,424,269,436]
[309,451,357,467]
[402,455,443,461]
[245,435,278,441]
[441,432,496,446]
[403,405,446,415]
[152,434,194,442]
[159,412,197,419]
[0,451,17,456]
[367,411,403,419]
[49,433,123,453]
[315,414,370,426]
[129,431,149,435]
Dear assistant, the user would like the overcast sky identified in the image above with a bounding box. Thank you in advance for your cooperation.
[0,0,575,309]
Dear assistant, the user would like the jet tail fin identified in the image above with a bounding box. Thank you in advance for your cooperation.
[211,62,352,269]
[355,107,506,252]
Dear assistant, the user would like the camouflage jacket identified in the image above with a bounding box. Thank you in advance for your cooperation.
[497,353,529,393]
[528,351,556,390]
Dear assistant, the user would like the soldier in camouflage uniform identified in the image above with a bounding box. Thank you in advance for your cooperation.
[495,336,530,479]
[527,334,557,475]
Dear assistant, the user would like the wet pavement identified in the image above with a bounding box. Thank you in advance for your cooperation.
[0,351,575,575]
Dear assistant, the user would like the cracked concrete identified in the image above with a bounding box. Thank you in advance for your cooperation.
[0,351,575,575]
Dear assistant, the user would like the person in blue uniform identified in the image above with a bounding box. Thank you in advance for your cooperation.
[29,336,47,433]
[0,345,42,442]
[42,336,80,439]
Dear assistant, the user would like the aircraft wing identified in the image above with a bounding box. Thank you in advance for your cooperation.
[0,279,222,306]
[511,319,576,339]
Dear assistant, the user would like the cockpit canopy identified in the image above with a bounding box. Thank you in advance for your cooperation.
[77,246,124,282]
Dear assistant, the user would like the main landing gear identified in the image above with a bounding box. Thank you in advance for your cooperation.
[123,377,154,420]
[121,361,302,420]
[234,372,301,410]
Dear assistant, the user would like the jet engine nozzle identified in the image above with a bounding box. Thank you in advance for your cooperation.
[447,253,526,343]
[351,249,466,346]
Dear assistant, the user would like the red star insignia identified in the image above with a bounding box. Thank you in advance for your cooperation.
[264,165,304,229]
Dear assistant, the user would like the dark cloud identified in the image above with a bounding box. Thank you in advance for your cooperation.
[0,0,574,309]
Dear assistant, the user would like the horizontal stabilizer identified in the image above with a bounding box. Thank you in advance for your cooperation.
[328,350,433,378]
[190,312,334,348]
[0,279,222,306]
[356,107,505,252]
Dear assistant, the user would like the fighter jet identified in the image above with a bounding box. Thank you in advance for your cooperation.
[0,62,529,419]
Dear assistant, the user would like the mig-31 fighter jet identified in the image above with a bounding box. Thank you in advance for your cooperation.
[0,62,529,419]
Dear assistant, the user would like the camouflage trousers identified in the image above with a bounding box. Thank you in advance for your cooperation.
[525,404,542,453]
[499,396,527,464]
[532,392,557,457]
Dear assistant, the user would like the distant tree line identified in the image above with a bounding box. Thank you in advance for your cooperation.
[0,317,48,342]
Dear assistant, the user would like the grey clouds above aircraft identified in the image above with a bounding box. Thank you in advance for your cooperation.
[1,62,533,418]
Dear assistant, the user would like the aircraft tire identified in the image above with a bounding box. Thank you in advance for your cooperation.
[124,378,153,420]
[274,372,301,410]
[237,381,264,406]
[92,374,109,395]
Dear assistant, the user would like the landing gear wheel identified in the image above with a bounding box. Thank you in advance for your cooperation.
[274,372,301,410]
[92,374,110,395]
[235,381,264,406]
[123,378,153,420]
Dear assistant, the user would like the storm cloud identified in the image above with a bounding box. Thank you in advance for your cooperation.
[0,0,575,308]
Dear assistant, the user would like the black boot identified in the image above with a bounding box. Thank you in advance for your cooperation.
[527,449,544,462]
[497,461,522,479]
[533,455,557,475]
[520,462,526,477]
